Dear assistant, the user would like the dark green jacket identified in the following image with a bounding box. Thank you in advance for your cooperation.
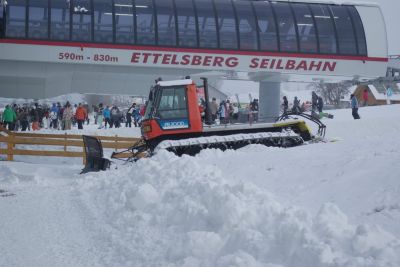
[3,107,17,122]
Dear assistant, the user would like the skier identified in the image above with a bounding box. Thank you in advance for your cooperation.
[63,103,74,130]
[350,94,360,119]
[218,101,226,124]
[312,91,318,112]
[317,96,324,113]
[362,89,369,106]
[210,98,218,123]
[103,106,111,128]
[292,97,301,113]
[50,103,59,129]
[75,103,87,129]
[96,103,104,129]
[2,105,17,131]
[126,103,135,128]
[282,96,288,114]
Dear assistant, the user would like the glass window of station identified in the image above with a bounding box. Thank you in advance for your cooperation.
[235,1,258,50]
[310,4,337,54]
[347,6,367,56]
[195,0,218,48]
[1,0,368,57]
[253,1,278,51]
[330,5,357,55]
[0,2,4,38]
[136,0,155,45]
[292,3,318,53]
[114,0,135,44]
[175,0,198,47]
[215,0,238,49]
[93,0,113,43]
[28,0,49,39]
[50,0,70,40]
[71,0,92,42]
[155,0,177,46]
[272,2,298,52]
[5,0,26,38]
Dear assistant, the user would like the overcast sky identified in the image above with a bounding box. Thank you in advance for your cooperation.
[319,0,399,55]
[361,0,399,55]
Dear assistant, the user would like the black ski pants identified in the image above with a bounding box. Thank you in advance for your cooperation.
[352,108,360,119]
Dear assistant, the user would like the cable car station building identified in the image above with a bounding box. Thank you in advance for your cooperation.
[0,0,388,121]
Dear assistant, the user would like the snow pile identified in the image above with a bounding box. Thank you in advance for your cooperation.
[78,150,400,267]
[2,104,400,267]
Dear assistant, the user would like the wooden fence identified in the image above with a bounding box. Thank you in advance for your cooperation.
[0,125,139,164]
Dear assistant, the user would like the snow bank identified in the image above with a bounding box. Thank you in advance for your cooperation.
[2,104,400,267]
[77,150,400,267]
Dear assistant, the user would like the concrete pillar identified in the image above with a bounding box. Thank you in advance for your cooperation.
[258,80,281,122]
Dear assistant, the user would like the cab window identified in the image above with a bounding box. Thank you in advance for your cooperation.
[156,87,188,119]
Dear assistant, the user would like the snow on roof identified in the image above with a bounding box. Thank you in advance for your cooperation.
[368,84,400,101]
[157,79,193,87]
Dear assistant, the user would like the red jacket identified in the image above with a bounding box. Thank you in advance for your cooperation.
[75,106,87,120]
[363,90,369,101]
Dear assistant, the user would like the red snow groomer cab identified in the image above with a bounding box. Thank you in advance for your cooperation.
[135,78,317,157]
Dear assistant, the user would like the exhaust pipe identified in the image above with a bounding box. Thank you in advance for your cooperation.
[200,77,212,125]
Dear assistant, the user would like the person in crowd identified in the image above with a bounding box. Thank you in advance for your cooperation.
[312,91,318,112]
[362,88,369,106]
[226,100,235,123]
[75,103,87,129]
[57,102,63,130]
[18,107,29,131]
[317,96,324,113]
[13,107,20,131]
[36,104,45,128]
[251,99,259,122]
[350,94,360,119]
[2,105,17,131]
[50,103,59,129]
[232,103,239,121]
[72,104,77,126]
[282,96,289,114]
[126,103,135,128]
[110,106,121,128]
[83,103,90,125]
[43,108,50,129]
[218,100,226,124]
[200,98,208,122]
[31,106,40,131]
[103,106,111,128]
[139,103,146,118]
[63,103,74,130]
[198,102,205,122]
[96,103,104,129]
[132,103,141,127]
[92,104,99,125]
[292,97,301,113]
[210,98,218,123]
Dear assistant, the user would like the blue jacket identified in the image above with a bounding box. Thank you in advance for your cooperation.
[351,97,358,109]
[50,104,59,114]
[103,108,111,118]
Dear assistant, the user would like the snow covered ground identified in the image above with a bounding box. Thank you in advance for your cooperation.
[1,104,400,267]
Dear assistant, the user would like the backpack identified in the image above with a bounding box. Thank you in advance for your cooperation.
[50,111,58,120]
